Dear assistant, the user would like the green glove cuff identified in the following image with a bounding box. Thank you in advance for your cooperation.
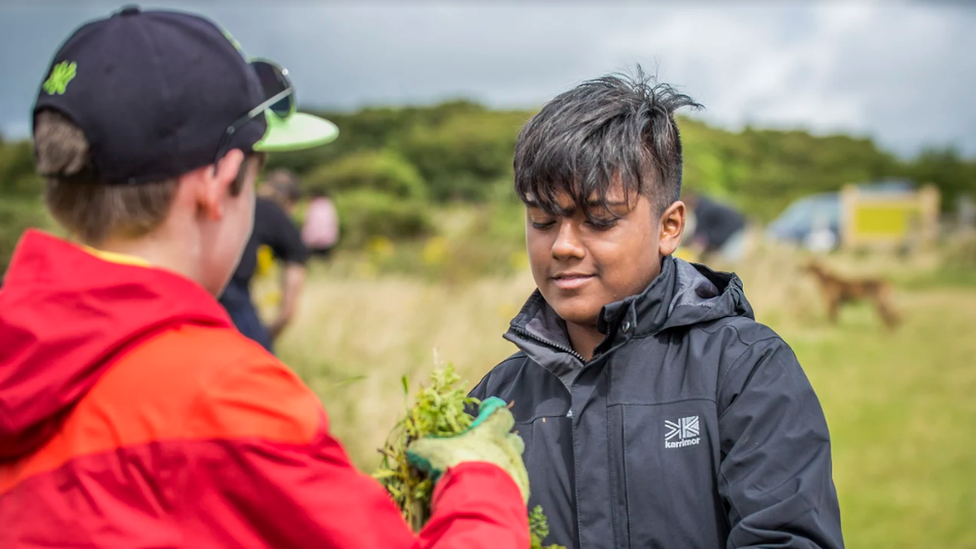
[466,396,508,430]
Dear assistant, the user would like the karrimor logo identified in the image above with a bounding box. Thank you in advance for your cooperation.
[664,416,701,449]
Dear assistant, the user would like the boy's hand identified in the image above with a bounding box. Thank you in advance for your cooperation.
[406,397,530,503]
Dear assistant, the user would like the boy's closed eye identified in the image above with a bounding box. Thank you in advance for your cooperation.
[527,201,628,230]
[584,215,618,230]
[528,215,620,232]
[527,208,556,230]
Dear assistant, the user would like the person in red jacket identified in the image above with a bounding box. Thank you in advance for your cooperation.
[0,7,530,548]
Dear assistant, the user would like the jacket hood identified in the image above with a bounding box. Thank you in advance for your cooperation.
[505,256,754,378]
[0,230,232,459]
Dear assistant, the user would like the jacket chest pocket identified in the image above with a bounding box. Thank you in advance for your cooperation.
[607,401,725,549]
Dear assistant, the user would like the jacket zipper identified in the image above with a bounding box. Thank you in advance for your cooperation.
[510,325,587,363]
[512,323,590,546]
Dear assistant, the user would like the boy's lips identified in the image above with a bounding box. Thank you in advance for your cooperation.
[551,272,596,290]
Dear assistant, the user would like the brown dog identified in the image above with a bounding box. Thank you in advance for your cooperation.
[801,260,901,329]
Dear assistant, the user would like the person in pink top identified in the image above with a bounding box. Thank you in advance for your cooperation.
[302,188,340,258]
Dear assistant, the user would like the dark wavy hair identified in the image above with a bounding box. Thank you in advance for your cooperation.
[514,66,702,218]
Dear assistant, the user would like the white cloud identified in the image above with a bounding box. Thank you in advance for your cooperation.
[590,3,975,154]
[599,6,868,133]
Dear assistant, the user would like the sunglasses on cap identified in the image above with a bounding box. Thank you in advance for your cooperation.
[213,59,295,166]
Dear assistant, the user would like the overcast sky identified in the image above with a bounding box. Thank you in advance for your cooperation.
[2,1,974,158]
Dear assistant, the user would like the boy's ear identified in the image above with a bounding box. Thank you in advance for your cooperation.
[658,200,686,256]
[191,149,246,220]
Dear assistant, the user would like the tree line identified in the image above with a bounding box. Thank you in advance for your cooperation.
[2,99,973,272]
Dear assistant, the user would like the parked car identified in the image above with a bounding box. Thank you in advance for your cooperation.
[766,179,916,252]
[766,192,842,252]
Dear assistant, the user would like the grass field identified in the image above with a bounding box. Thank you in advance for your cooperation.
[272,243,976,549]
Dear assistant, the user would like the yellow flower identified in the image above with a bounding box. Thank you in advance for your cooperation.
[423,236,449,266]
[367,236,395,258]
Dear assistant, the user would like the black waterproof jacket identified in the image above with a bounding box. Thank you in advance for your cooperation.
[471,257,844,549]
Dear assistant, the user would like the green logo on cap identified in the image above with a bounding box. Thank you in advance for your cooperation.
[43,61,77,95]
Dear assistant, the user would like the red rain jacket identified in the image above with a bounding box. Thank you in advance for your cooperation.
[0,230,528,548]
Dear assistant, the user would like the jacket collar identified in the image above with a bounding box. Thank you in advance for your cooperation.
[506,256,754,371]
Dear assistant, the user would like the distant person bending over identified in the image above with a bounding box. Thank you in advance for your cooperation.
[302,187,340,259]
[684,191,748,264]
[470,68,844,549]
[219,169,308,352]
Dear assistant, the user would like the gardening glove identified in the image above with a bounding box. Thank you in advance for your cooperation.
[406,396,530,503]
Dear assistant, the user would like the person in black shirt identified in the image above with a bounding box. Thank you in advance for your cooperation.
[219,170,308,353]
[684,191,748,263]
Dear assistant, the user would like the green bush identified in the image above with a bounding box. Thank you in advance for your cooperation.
[1,197,54,277]
[677,118,900,222]
[428,202,525,284]
[306,150,427,200]
[395,110,528,202]
[0,141,43,197]
[334,190,433,247]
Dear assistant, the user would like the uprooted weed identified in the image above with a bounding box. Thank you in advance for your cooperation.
[373,362,564,548]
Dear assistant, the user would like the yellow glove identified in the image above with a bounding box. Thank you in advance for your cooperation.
[406,397,530,503]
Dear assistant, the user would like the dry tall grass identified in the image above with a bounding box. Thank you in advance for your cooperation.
[275,265,537,464]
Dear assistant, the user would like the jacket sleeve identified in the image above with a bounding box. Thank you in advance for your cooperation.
[197,357,529,549]
[716,338,845,549]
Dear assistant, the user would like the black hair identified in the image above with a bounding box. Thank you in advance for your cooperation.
[514,66,702,218]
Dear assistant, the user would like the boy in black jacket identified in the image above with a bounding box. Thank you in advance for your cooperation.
[471,68,844,549]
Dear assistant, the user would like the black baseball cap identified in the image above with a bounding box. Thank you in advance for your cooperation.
[32,5,338,185]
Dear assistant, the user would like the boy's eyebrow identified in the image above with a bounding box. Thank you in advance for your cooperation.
[585,200,630,208]
[524,199,631,213]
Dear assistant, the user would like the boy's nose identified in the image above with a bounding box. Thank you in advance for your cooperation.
[551,221,585,260]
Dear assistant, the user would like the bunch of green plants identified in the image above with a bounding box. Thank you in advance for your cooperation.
[373,362,564,549]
